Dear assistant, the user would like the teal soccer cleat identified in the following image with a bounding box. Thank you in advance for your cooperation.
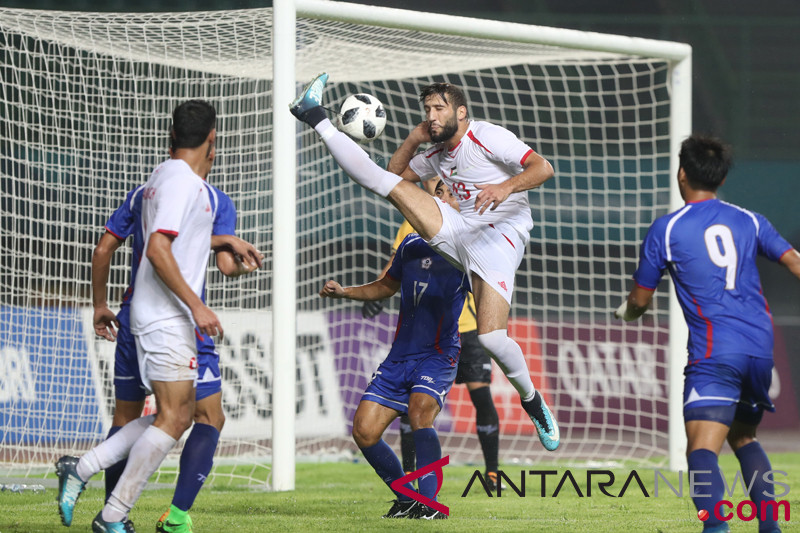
[522,391,560,451]
[288,72,329,123]
[55,455,87,527]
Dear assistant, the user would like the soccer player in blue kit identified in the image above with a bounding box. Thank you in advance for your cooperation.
[57,133,261,531]
[319,181,468,520]
[616,134,800,533]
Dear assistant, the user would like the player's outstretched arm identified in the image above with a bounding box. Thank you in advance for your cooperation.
[320,276,400,301]
[615,285,655,322]
[474,152,554,215]
[91,231,124,341]
[147,232,223,338]
[780,248,800,281]
[387,122,430,181]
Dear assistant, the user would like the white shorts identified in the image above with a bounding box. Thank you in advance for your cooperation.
[428,199,526,305]
[134,325,198,394]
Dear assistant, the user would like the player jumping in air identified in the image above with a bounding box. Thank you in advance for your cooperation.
[616,134,800,533]
[290,74,559,452]
[321,180,467,519]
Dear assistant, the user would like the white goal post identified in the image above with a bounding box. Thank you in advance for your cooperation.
[0,1,690,493]
[272,0,691,489]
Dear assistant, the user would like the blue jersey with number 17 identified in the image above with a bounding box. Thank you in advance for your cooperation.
[385,234,468,362]
[634,198,793,361]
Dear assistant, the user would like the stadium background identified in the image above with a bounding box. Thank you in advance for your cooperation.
[3,0,798,431]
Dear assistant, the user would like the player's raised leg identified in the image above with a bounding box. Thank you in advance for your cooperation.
[472,275,559,451]
[289,73,445,241]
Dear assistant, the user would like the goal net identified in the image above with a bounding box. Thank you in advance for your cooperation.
[0,3,690,487]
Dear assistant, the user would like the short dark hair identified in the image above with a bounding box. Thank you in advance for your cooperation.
[419,82,467,113]
[170,100,217,150]
[678,134,732,191]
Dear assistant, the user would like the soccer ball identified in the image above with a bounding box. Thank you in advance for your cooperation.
[337,93,387,143]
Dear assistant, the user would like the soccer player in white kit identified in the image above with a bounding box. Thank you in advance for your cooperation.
[56,100,223,533]
[290,75,560,451]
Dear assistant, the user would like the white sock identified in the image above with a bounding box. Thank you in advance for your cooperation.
[76,414,155,482]
[314,118,402,197]
[102,424,176,523]
[478,330,536,400]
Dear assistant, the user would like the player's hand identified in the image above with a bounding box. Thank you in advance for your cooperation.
[192,304,223,339]
[227,236,263,270]
[410,121,433,144]
[362,299,384,318]
[319,280,345,298]
[474,182,512,215]
[93,306,120,342]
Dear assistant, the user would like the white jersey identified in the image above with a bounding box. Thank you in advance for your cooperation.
[130,158,216,335]
[409,120,535,241]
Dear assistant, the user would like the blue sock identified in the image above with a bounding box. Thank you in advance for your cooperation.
[413,428,441,501]
[171,423,220,511]
[360,439,414,501]
[735,442,780,533]
[688,449,725,530]
[104,426,125,502]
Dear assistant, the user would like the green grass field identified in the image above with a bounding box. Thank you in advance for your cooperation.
[1,453,797,532]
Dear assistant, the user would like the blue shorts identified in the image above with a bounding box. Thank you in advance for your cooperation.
[683,354,775,426]
[115,309,221,402]
[194,330,222,401]
[362,351,458,413]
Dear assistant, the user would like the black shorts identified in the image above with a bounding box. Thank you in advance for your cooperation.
[455,330,492,384]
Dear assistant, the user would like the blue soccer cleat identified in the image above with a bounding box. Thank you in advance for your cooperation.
[91,511,136,533]
[288,72,328,122]
[522,391,560,451]
[55,455,87,527]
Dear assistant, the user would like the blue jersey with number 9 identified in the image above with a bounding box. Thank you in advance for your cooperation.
[634,199,793,361]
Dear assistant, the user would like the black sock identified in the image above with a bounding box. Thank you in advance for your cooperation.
[470,387,499,473]
[521,391,550,432]
[300,106,328,128]
[399,414,416,473]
